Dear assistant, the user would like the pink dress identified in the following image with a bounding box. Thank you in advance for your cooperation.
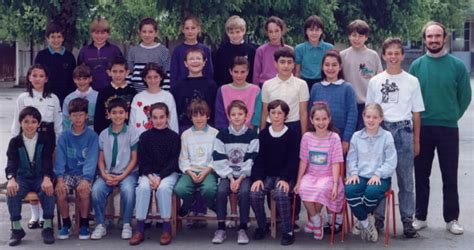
[298,131,344,212]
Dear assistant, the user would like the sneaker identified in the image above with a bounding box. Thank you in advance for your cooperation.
[212,229,226,244]
[237,229,249,244]
[403,220,418,238]
[352,221,361,235]
[446,220,464,235]
[324,222,342,234]
[362,223,378,242]
[41,227,55,244]
[9,229,26,246]
[313,215,324,240]
[91,224,106,240]
[121,223,133,240]
[57,226,70,240]
[79,226,91,240]
[293,223,301,232]
[280,232,295,246]
[412,219,428,231]
[375,217,384,232]
[226,218,237,228]
[304,221,314,233]
[253,227,269,240]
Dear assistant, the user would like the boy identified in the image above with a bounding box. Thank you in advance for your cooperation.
[94,56,137,134]
[214,15,257,86]
[78,17,123,91]
[91,97,139,240]
[5,107,55,246]
[55,97,99,240]
[366,37,425,238]
[63,65,98,130]
[35,22,76,106]
[340,19,383,129]
[174,99,219,219]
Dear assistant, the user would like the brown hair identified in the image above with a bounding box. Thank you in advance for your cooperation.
[73,65,91,79]
[226,99,248,116]
[309,102,339,133]
[267,99,290,119]
[187,99,210,119]
[347,19,370,36]
[265,16,286,47]
[90,17,110,33]
[304,15,325,40]
[273,47,294,61]
[68,97,89,114]
[422,21,447,39]
[382,37,404,55]
[230,56,249,70]
[321,50,344,80]
[150,102,170,118]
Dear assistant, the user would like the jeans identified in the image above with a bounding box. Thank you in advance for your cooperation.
[135,172,178,220]
[174,172,217,210]
[414,126,459,222]
[91,172,138,225]
[345,176,391,221]
[216,178,251,224]
[7,176,56,221]
[376,120,415,223]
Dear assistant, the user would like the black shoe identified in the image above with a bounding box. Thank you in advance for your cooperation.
[39,220,44,229]
[280,233,295,246]
[293,223,301,233]
[28,220,40,229]
[375,217,384,232]
[324,222,342,234]
[9,229,26,246]
[178,206,190,217]
[41,227,55,244]
[403,221,419,238]
[253,227,269,240]
[156,221,163,229]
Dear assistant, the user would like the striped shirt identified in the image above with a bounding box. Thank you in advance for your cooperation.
[299,131,343,177]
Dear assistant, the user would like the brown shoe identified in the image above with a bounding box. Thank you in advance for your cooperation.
[159,231,172,245]
[129,231,144,245]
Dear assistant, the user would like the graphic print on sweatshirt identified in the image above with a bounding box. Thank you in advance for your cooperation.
[380,79,399,103]
[135,101,153,130]
[228,146,244,172]
[359,63,376,79]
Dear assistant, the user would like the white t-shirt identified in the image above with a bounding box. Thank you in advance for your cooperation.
[367,70,425,122]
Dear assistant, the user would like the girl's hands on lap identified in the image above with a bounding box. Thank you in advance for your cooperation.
[251,180,264,192]
[346,175,359,185]
[367,175,381,185]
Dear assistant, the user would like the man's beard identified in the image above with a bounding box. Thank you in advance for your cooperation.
[426,43,444,54]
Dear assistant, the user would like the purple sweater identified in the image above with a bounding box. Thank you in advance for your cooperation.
[253,43,293,85]
[170,43,213,89]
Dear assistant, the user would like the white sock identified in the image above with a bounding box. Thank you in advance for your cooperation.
[311,214,321,226]
[360,219,369,228]
[335,213,343,224]
[30,204,40,222]
[39,206,44,222]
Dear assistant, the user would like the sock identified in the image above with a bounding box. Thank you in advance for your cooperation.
[39,207,44,222]
[62,217,72,229]
[218,221,226,230]
[360,219,369,228]
[43,219,52,229]
[162,221,171,233]
[12,220,22,230]
[136,220,145,233]
[336,213,343,224]
[80,217,89,228]
[30,203,40,221]
[311,213,321,226]
[239,222,248,230]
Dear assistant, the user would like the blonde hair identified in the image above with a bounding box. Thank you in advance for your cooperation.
[90,17,110,33]
[225,15,246,32]
[363,103,384,118]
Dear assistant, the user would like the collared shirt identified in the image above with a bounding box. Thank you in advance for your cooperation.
[262,75,309,122]
[295,40,334,79]
[320,79,344,86]
[22,133,38,161]
[111,82,128,89]
[99,124,139,174]
[47,45,66,56]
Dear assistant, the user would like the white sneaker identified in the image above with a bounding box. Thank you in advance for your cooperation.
[362,223,378,242]
[121,223,133,239]
[304,221,314,233]
[446,220,464,235]
[91,224,107,240]
[352,221,362,235]
[412,219,428,231]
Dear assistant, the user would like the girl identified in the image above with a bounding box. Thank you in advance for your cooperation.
[309,50,357,155]
[295,15,334,91]
[11,64,62,230]
[130,102,180,246]
[129,63,178,134]
[170,15,213,89]
[212,100,259,244]
[253,16,293,86]
[294,103,344,240]
[345,103,397,242]
[127,17,171,92]
[215,56,261,130]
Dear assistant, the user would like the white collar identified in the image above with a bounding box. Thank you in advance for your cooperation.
[140,42,161,49]
[320,79,344,86]
[269,125,288,138]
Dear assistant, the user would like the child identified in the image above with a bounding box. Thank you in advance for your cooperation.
[214,15,256,86]
[215,56,261,130]
[294,103,345,241]
[94,56,137,134]
[91,97,139,240]
[250,100,299,245]
[345,103,397,242]
[78,17,123,91]
[170,15,213,89]
[129,62,178,134]
[309,50,357,154]
[127,17,170,92]
[63,65,98,130]
[253,16,293,86]
[340,19,383,129]
[55,97,99,240]
[174,99,219,219]
[295,15,333,91]
[5,107,56,246]
[366,37,424,238]
[171,47,217,133]
[129,103,180,246]
[35,22,76,106]
[212,100,259,244]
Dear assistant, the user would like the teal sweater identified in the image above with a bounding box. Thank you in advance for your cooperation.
[409,53,471,127]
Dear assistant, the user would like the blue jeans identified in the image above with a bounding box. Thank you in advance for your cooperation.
[7,176,56,221]
[135,172,178,220]
[376,120,415,222]
[216,178,251,224]
[345,177,391,221]
[91,172,138,225]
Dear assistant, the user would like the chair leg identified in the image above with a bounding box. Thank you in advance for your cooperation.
[171,193,177,237]
[391,190,396,238]
[384,192,391,246]
[270,192,277,239]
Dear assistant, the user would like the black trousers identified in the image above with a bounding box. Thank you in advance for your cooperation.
[414,125,459,222]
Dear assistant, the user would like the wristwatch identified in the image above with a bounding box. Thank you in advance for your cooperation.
[6,174,14,180]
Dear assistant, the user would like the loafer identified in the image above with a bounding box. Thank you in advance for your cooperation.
[129,231,145,245]
[159,231,172,245]
[9,229,26,246]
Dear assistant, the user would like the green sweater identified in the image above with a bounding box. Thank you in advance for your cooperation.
[409,53,471,128]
